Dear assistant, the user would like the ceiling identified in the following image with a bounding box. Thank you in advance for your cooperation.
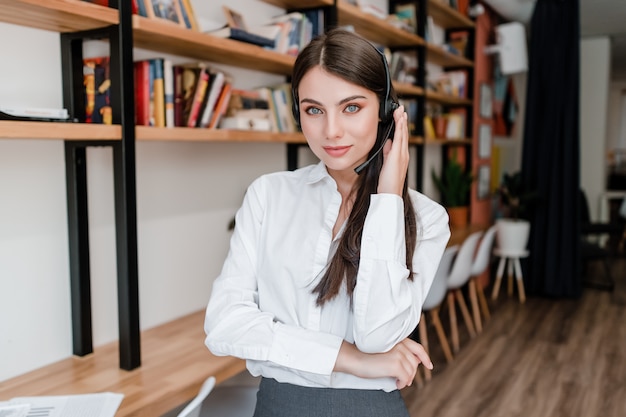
[484,0,626,78]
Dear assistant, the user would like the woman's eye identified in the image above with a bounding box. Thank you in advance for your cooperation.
[345,104,360,113]
[305,107,322,115]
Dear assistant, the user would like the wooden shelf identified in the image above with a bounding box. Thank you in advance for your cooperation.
[426,91,472,106]
[394,82,425,97]
[428,0,475,29]
[260,0,333,8]
[0,0,118,32]
[136,126,307,143]
[0,121,121,140]
[337,2,425,47]
[424,137,473,145]
[132,16,295,76]
[426,42,474,67]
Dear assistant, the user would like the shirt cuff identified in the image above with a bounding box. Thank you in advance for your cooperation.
[361,194,405,261]
[268,322,343,375]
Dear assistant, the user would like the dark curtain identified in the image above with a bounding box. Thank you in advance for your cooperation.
[521,0,581,297]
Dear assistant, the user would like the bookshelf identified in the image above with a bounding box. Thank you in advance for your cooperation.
[0,0,477,377]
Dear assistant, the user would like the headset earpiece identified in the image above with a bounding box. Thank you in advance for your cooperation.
[376,47,398,123]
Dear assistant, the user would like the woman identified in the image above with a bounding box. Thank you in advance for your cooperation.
[204,28,450,416]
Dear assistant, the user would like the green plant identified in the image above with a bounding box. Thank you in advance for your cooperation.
[498,171,536,220]
[431,157,474,207]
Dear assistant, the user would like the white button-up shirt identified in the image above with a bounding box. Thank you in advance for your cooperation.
[205,162,450,391]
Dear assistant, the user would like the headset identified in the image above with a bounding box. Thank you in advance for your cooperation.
[355,46,399,174]
[291,44,399,174]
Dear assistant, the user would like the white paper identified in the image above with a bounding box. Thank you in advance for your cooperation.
[0,403,30,417]
[8,393,123,417]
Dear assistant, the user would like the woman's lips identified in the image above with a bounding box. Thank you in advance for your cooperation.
[323,145,351,157]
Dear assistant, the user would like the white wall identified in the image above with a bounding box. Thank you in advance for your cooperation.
[0,0,392,383]
[580,37,611,220]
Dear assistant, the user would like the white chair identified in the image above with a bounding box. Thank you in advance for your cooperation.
[176,375,258,417]
[468,225,498,332]
[177,376,216,417]
[417,245,458,382]
[446,231,483,353]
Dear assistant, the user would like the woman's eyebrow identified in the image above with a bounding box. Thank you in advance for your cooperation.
[300,95,368,107]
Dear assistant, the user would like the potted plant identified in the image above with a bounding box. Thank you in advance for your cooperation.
[495,171,536,253]
[431,154,474,228]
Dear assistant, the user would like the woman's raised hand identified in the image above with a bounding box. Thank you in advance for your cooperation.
[377,105,410,196]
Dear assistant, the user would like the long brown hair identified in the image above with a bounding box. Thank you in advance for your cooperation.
[291,29,418,306]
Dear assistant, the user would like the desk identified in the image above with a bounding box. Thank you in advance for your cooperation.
[0,311,245,417]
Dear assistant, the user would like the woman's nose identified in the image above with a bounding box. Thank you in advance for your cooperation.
[324,113,344,140]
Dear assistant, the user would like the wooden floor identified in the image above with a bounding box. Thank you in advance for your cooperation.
[402,257,626,417]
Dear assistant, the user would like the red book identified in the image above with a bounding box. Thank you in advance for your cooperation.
[134,60,151,126]
[208,80,233,129]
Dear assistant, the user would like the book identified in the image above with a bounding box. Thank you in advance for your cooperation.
[178,63,205,126]
[163,58,174,127]
[198,70,225,128]
[448,30,470,57]
[83,56,112,124]
[134,60,151,125]
[220,111,273,131]
[151,58,165,127]
[208,79,233,129]
[0,106,69,120]
[178,0,198,30]
[207,26,275,48]
[172,65,185,126]
[184,64,209,127]
[176,0,192,29]
[152,0,183,26]
[137,0,155,19]
[271,84,296,132]
[268,12,306,55]
[255,87,279,132]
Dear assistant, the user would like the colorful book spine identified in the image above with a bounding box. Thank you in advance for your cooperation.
[186,68,209,128]
[173,65,185,126]
[208,80,233,129]
[199,70,225,128]
[163,59,175,127]
[151,58,165,127]
[83,56,112,124]
[134,60,151,126]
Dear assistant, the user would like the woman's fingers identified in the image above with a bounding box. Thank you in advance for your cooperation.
[378,105,410,195]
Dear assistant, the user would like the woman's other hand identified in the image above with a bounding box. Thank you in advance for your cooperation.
[335,338,433,390]
[377,105,410,196]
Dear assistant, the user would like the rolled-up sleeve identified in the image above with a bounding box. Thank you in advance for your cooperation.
[352,193,450,353]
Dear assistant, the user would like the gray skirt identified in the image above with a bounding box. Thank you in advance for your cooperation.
[252,377,410,417]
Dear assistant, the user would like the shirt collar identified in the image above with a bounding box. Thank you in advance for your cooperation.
[305,161,334,185]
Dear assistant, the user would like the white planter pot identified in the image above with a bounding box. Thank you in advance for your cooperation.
[495,218,531,254]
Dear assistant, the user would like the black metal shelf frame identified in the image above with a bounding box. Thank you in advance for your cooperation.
[60,0,140,371]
